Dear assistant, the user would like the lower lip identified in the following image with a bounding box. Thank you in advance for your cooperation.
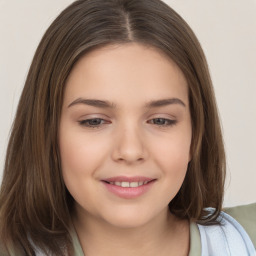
[102,180,156,199]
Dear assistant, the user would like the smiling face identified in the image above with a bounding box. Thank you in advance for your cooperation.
[59,43,192,228]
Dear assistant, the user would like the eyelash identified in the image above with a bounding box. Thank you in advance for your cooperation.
[78,118,177,129]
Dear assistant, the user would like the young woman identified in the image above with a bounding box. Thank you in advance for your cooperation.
[0,0,255,255]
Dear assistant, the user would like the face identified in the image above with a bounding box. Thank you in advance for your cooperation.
[59,43,192,229]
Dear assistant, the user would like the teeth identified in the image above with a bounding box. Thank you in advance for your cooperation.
[130,182,139,188]
[108,181,151,187]
[121,182,130,187]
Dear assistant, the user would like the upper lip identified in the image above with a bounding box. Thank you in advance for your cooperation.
[102,176,155,183]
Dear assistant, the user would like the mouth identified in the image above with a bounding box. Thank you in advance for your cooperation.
[101,176,156,199]
[102,180,154,188]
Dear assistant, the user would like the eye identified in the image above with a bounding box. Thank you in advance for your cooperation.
[78,118,109,128]
[78,117,176,129]
[148,118,177,127]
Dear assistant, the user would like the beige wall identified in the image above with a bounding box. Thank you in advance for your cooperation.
[0,0,255,207]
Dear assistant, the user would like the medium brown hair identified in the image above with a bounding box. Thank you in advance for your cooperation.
[0,0,225,255]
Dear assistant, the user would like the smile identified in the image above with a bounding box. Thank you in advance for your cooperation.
[105,181,150,187]
[102,176,156,199]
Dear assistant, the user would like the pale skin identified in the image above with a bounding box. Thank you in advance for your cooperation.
[59,43,191,256]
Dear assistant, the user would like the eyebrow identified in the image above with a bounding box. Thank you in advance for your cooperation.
[68,97,186,109]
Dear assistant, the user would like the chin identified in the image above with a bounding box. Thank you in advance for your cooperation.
[107,217,150,229]
[101,209,155,229]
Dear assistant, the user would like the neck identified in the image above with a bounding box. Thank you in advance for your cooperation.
[72,206,190,256]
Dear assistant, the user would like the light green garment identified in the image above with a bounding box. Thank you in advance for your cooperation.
[224,203,256,247]
[71,203,256,256]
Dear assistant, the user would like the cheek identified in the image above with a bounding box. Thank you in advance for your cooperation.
[154,146,189,202]
[58,131,105,207]
[151,130,191,190]
[59,131,105,198]
[153,132,191,169]
[59,130,106,172]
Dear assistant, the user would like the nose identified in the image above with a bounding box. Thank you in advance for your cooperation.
[111,124,148,165]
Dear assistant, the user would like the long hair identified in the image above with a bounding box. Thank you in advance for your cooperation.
[0,0,225,255]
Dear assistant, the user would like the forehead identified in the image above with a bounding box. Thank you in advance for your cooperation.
[63,43,188,108]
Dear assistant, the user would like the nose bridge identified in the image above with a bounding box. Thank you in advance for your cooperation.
[112,118,147,164]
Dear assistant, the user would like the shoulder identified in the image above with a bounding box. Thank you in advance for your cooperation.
[224,202,256,247]
[197,205,256,256]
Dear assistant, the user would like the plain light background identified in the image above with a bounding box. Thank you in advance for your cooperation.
[0,0,255,207]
